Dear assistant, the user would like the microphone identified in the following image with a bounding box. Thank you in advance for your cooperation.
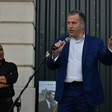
[46,37,70,58]
[52,37,70,51]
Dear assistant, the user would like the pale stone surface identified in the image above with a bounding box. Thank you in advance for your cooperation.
[13,88,36,112]
[0,1,36,112]
[15,67,34,87]
[0,2,35,22]
[3,45,35,66]
[0,24,35,44]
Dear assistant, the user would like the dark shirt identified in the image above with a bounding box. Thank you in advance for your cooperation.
[39,100,57,112]
[0,59,18,98]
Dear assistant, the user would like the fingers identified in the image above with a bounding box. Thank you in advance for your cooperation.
[109,36,112,40]
[59,42,66,49]
[54,40,63,48]
[54,40,66,51]
[52,40,66,58]
[109,36,112,43]
[108,36,112,50]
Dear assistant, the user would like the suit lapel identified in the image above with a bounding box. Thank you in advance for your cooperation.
[82,35,90,70]
[62,34,90,73]
[64,42,70,62]
[63,35,90,67]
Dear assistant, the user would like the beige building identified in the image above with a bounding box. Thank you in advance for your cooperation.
[0,0,36,112]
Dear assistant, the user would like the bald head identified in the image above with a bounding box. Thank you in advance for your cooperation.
[0,45,4,61]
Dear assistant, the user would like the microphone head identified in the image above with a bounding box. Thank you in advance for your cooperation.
[65,37,70,42]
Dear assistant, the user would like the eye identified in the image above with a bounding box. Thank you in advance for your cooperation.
[0,48,3,51]
[72,22,76,24]
[67,22,70,24]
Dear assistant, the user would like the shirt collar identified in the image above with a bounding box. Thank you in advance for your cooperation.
[46,99,51,108]
[70,33,85,43]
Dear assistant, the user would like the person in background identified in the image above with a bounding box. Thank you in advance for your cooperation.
[0,45,18,112]
[47,10,112,112]
[39,89,57,112]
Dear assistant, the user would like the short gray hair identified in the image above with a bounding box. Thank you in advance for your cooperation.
[68,10,86,23]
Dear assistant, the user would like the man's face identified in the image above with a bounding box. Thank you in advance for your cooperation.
[0,45,4,61]
[46,92,55,103]
[67,14,84,38]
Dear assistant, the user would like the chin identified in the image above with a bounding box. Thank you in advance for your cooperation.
[0,58,3,61]
[69,34,73,37]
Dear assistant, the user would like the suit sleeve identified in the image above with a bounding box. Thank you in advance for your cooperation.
[98,39,112,65]
[47,56,59,70]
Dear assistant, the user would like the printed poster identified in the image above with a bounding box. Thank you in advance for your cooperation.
[38,81,57,112]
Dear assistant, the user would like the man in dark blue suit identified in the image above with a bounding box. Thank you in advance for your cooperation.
[47,10,112,112]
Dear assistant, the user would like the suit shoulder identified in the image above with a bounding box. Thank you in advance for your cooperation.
[86,34,103,42]
[55,35,69,42]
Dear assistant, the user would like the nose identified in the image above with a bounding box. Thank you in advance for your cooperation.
[69,23,73,27]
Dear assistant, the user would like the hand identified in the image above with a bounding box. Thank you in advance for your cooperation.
[0,84,10,88]
[108,36,112,50]
[52,40,66,58]
[0,76,6,84]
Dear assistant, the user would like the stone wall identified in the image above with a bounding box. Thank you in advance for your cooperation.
[0,1,36,112]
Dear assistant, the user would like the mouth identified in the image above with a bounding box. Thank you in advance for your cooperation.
[0,54,4,59]
[69,30,74,33]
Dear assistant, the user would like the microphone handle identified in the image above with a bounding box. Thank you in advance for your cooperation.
[52,40,65,51]
[52,44,57,50]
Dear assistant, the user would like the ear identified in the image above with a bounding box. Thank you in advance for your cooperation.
[81,22,85,29]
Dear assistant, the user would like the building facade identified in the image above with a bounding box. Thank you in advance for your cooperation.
[0,0,112,112]
[0,0,36,112]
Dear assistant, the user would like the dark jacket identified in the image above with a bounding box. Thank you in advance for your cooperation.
[47,34,112,106]
[0,59,18,98]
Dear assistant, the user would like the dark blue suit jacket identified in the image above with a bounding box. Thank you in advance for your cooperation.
[47,34,112,107]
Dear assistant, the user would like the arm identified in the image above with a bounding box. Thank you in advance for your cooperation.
[98,37,112,65]
[4,63,18,84]
[0,75,11,88]
[0,83,10,88]
[0,76,7,84]
[47,40,66,70]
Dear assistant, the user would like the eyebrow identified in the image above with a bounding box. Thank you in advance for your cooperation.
[0,48,3,50]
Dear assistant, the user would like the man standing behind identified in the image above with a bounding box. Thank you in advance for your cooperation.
[0,45,18,112]
[47,10,112,112]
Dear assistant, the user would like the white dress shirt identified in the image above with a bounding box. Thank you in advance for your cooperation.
[108,46,112,53]
[64,34,85,82]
